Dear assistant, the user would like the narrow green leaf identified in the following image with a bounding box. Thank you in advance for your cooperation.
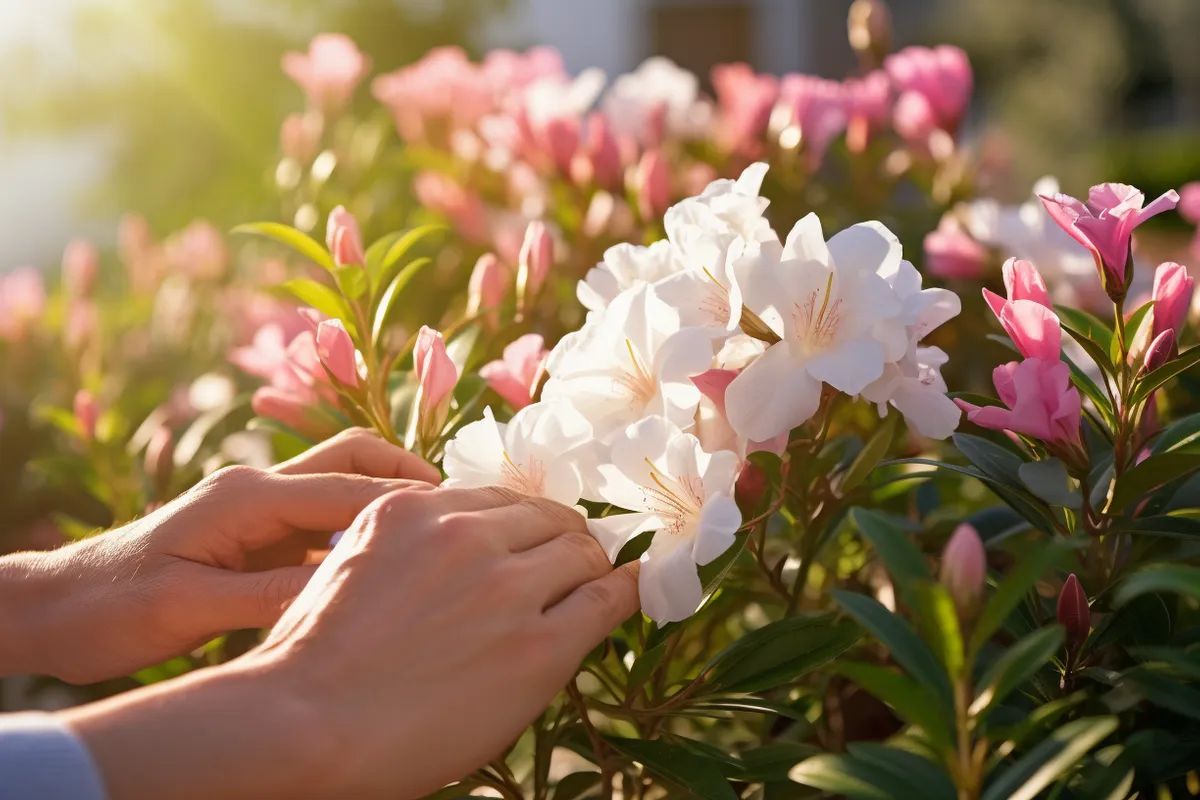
[703,612,861,693]
[1131,344,1200,405]
[684,698,809,722]
[1063,352,1116,426]
[280,279,354,331]
[1119,667,1200,720]
[740,743,822,781]
[971,626,1064,719]
[605,737,737,800]
[840,414,898,494]
[1109,451,1200,513]
[835,662,953,749]
[850,508,930,591]
[845,743,956,800]
[831,590,953,703]
[1055,305,1114,356]
[1120,301,1155,363]
[909,583,965,679]
[1151,411,1200,455]
[233,222,335,272]
[986,691,1088,750]
[371,257,432,343]
[1018,458,1081,509]
[1114,564,1200,605]
[333,264,367,301]
[552,772,600,800]
[952,433,1025,488]
[1128,646,1200,680]
[1063,326,1117,380]
[789,754,902,800]
[373,224,443,292]
[980,716,1118,800]
[970,540,1069,655]
[626,642,667,698]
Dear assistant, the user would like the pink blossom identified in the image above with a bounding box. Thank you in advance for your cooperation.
[711,63,779,156]
[955,357,1083,449]
[842,69,892,152]
[1142,329,1175,374]
[326,206,365,268]
[479,46,566,93]
[940,523,985,619]
[518,221,553,297]
[982,259,1061,360]
[1178,182,1200,224]
[774,74,848,170]
[413,172,490,245]
[892,90,938,146]
[1057,573,1090,654]
[923,221,986,280]
[74,390,98,442]
[282,33,370,111]
[280,112,323,161]
[1151,261,1193,343]
[414,326,459,438]
[372,46,495,144]
[165,220,228,282]
[570,112,623,190]
[62,239,99,298]
[118,213,164,293]
[884,45,973,134]
[0,267,46,342]
[251,387,336,440]
[64,300,98,352]
[691,368,788,457]
[467,253,509,327]
[479,333,549,410]
[1000,257,1053,308]
[1039,183,1180,294]
[315,319,359,388]
[632,149,670,221]
[230,324,292,383]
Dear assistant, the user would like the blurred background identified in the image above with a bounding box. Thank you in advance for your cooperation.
[1,0,1198,272]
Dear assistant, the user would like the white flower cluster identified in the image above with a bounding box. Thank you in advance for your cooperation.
[444,164,961,624]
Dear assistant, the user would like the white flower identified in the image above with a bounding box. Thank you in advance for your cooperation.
[443,402,594,506]
[520,67,606,124]
[578,240,682,312]
[587,416,741,625]
[725,215,905,442]
[602,56,713,143]
[669,162,774,245]
[543,283,714,440]
[862,347,960,440]
[878,257,961,349]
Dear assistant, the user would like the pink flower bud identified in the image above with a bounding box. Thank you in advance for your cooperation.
[315,319,359,387]
[518,221,553,299]
[1056,573,1090,654]
[251,387,337,440]
[414,325,458,436]
[74,389,98,442]
[923,222,986,280]
[280,112,323,161]
[281,33,371,112]
[62,239,99,298]
[884,45,972,136]
[1002,258,1052,308]
[1142,329,1176,375]
[939,523,986,621]
[64,300,98,352]
[467,253,508,327]
[633,149,670,221]
[479,333,549,410]
[144,425,176,497]
[326,206,365,268]
[571,112,623,190]
[1151,262,1193,344]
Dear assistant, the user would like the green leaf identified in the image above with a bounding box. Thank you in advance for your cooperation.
[840,413,898,495]
[1121,301,1155,362]
[1018,459,1081,509]
[789,754,906,800]
[845,743,956,800]
[605,737,737,800]
[280,279,354,331]
[1063,352,1115,426]
[1055,305,1114,359]
[909,583,965,679]
[835,662,953,749]
[850,508,930,591]
[552,772,600,800]
[1114,564,1200,605]
[970,539,1069,656]
[971,626,1065,719]
[1127,646,1200,681]
[626,642,667,699]
[1151,411,1200,455]
[740,743,823,782]
[372,224,443,292]
[333,264,367,301]
[371,257,432,344]
[233,222,335,272]
[980,716,1118,800]
[831,590,952,704]
[703,612,862,693]
[987,691,1088,750]
[952,433,1025,488]
[1109,451,1200,513]
[683,698,810,722]
[1131,344,1200,405]
[1120,667,1200,720]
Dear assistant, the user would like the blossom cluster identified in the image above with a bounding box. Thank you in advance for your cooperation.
[440,164,961,624]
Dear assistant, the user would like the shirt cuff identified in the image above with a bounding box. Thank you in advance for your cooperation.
[0,712,107,800]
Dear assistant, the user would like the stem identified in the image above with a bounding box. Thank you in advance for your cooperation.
[567,679,612,799]
[953,673,978,800]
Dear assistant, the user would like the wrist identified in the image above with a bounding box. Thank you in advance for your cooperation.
[0,549,70,677]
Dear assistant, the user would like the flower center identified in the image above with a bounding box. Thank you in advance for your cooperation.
[641,458,704,536]
[500,450,545,496]
[700,266,732,325]
[793,271,842,352]
[614,338,656,409]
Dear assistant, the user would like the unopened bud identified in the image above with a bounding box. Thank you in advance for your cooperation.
[74,390,98,442]
[315,319,359,388]
[1056,573,1090,655]
[939,524,986,622]
[517,221,553,305]
[467,253,508,329]
[1141,329,1176,376]
[632,149,670,222]
[413,325,459,445]
[326,206,365,268]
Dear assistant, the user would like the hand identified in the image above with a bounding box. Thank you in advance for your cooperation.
[64,484,640,800]
[0,428,439,683]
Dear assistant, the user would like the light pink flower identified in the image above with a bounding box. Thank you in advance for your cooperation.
[940,523,985,619]
[0,267,46,342]
[842,69,892,153]
[165,220,228,282]
[923,221,986,280]
[251,387,337,440]
[467,253,509,328]
[326,206,365,268]
[518,221,553,297]
[691,368,788,458]
[62,239,99,298]
[282,33,370,111]
[773,74,848,170]
[570,112,623,190]
[1142,329,1176,374]
[479,333,549,410]
[1038,183,1180,292]
[1000,257,1053,308]
[74,389,98,442]
[1151,261,1193,343]
[955,357,1082,448]
[315,319,359,388]
[884,45,973,134]
[711,63,779,156]
[892,90,938,146]
[413,172,490,245]
[64,300,98,352]
[632,149,670,221]
[280,112,323,161]
[982,259,1060,360]
[414,326,459,438]
[1178,182,1200,224]
[372,46,495,144]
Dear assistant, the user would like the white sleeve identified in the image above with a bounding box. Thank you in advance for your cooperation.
[0,712,107,799]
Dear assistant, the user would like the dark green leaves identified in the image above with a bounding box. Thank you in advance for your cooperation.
[971,626,1064,719]
[1109,451,1200,513]
[1018,459,1080,509]
[605,737,737,800]
[839,413,898,495]
[981,716,1118,800]
[1114,564,1200,606]
[970,539,1070,655]
[850,508,929,590]
[835,661,953,748]
[791,747,955,800]
[1131,344,1200,405]
[702,612,861,693]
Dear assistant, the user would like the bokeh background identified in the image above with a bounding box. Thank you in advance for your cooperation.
[2,0,1198,272]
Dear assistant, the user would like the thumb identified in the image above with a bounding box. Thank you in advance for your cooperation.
[193,564,319,632]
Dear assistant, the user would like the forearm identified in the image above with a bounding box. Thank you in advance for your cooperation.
[0,550,63,677]
[60,655,332,800]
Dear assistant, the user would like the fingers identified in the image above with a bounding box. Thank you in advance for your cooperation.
[544,560,641,649]
[189,564,318,633]
[446,495,589,552]
[513,530,614,608]
[272,428,441,484]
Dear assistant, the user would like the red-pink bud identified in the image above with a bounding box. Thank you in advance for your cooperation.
[414,325,459,438]
[633,149,670,221]
[74,389,98,442]
[326,206,365,268]
[1056,573,1090,654]
[1141,328,1176,375]
[923,222,986,281]
[62,239,99,298]
[315,319,359,387]
[1151,262,1194,344]
[518,221,553,299]
[939,523,986,621]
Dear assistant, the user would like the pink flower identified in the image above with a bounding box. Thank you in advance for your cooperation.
[373,46,495,145]
[940,523,986,620]
[1000,257,1053,308]
[64,300,98,352]
[1151,262,1193,343]
[518,221,553,298]
[1178,182,1200,224]
[280,112,323,161]
[467,253,508,328]
[165,220,228,282]
[632,149,670,221]
[955,357,1083,449]
[251,387,337,440]
[570,112,623,190]
[62,239,99,298]
[326,206,365,268]
[711,63,779,156]
[1142,329,1175,374]
[315,319,359,388]
[413,172,489,245]
[414,326,459,439]
[982,259,1061,360]
[74,389,98,442]
[884,45,973,134]
[1057,573,1090,654]
[892,90,938,146]
[842,69,892,152]
[118,213,164,294]
[774,74,848,170]
[282,33,370,111]
[0,267,46,342]
[923,221,986,280]
[480,333,549,410]
[1038,183,1180,295]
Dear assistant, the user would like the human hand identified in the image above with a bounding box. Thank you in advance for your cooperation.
[64,484,639,800]
[0,428,439,683]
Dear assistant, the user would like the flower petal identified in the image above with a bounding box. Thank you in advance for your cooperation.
[692,495,741,565]
[587,512,661,562]
[640,535,704,624]
[726,343,823,441]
